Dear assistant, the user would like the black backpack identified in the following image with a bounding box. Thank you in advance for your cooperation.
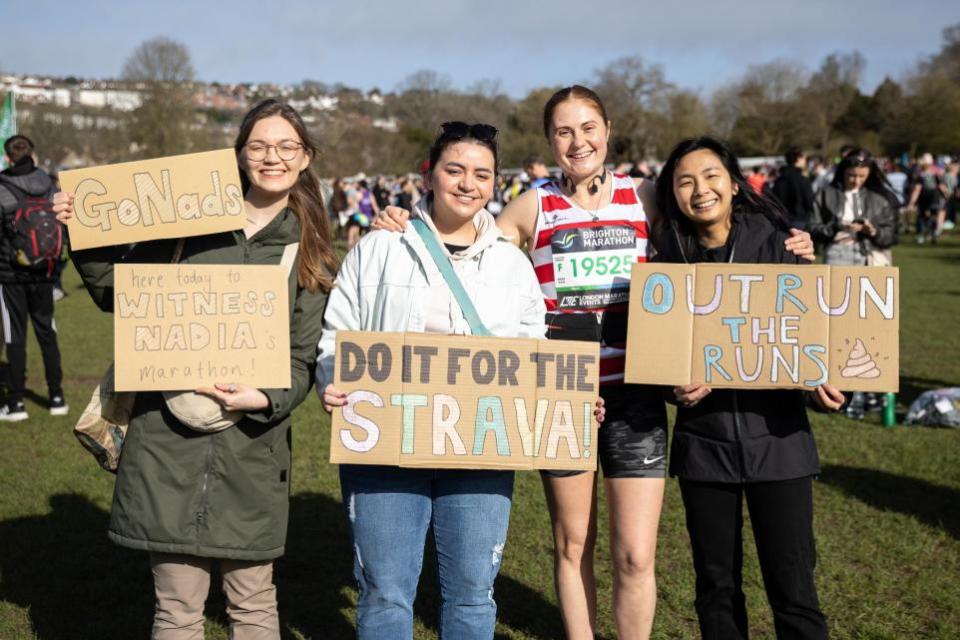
[2,184,63,277]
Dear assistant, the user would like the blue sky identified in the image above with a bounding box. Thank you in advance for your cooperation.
[4,1,957,97]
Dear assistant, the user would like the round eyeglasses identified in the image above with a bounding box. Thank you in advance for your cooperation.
[244,140,304,161]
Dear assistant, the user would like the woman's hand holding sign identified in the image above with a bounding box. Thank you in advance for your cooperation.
[52,191,75,222]
[810,383,845,412]
[323,383,348,413]
[673,383,712,407]
[196,383,270,412]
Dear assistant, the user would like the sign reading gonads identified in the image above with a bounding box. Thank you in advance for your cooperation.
[59,149,245,250]
[113,264,290,392]
[625,264,899,392]
[329,332,601,471]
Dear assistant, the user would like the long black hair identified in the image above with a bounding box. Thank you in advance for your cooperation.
[654,136,788,260]
[830,147,898,205]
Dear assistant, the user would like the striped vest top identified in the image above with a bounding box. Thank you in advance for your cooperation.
[530,173,651,384]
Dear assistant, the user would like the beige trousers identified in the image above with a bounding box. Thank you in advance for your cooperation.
[150,552,280,640]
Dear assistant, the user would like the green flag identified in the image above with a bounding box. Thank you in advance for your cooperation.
[0,91,16,170]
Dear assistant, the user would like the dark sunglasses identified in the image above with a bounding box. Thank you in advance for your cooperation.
[440,121,498,142]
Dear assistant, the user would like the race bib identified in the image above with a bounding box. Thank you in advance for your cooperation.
[551,225,638,310]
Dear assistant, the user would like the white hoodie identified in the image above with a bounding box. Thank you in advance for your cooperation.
[316,200,547,391]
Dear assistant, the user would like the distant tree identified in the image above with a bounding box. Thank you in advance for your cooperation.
[920,23,960,85]
[122,36,200,157]
[648,90,710,158]
[592,56,674,159]
[798,51,865,153]
[719,60,810,155]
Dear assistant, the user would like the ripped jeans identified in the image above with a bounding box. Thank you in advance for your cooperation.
[339,465,514,640]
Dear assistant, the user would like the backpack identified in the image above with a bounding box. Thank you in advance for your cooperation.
[5,186,63,277]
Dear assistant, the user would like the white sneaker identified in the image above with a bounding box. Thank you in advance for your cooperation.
[0,401,28,422]
[49,396,69,416]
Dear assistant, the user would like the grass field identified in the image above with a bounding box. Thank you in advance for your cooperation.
[0,234,958,639]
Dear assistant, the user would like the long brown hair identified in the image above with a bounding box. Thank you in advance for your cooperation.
[235,99,338,294]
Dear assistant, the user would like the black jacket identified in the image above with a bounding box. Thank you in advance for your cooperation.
[0,158,57,284]
[657,212,821,483]
[772,165,815,225]
[809,185,898,255]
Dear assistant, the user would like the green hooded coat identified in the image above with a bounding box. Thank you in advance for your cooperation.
[72,208,326,560]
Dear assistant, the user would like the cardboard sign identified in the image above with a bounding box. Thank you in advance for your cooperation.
[60,149,245,250]
[113,264,290,391]
[625,264,898,391]
[329,331,601,471]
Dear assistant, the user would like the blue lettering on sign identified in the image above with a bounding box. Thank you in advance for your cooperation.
[641,273,674,315]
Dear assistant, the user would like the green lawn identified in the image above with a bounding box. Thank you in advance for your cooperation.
[0,234,958,639]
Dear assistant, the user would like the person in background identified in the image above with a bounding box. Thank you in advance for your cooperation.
[808,147,899,419]
[906,153,946,244]
[372,175,392,210]
[746,165,766,195]
[942,161,958,230]
[523,154,553,191]
[772,146,814,228]
[655,135,844,640]
[0,134,67,421]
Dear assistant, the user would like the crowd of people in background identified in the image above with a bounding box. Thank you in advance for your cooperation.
[322,149,960,251]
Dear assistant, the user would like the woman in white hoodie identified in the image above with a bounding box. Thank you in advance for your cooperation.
[318,122,597,639]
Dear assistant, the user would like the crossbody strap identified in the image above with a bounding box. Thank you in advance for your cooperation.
[280,242,299,275]
[410,217,491,336]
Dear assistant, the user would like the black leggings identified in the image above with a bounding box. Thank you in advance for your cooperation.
[679,476,827,640]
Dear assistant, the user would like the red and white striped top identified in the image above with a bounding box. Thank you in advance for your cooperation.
[530,173,651,384]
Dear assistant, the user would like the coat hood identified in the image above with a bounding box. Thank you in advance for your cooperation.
[407,195,503,261]
[0,166,54,199]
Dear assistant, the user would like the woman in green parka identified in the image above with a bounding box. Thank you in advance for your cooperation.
[53,99,338,639]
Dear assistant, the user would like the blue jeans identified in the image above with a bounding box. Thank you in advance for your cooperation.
[339,465,514,640]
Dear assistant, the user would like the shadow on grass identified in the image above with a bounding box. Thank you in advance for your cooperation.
[283,492,566,640]
[0,493,155,639]
[820,464,959,539]
[0,492,563,639]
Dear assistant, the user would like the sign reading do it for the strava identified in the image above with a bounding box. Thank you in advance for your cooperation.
[113,264,290,392]
[330,332,601,471]
[625,264,899,392]
[59,149,245,250]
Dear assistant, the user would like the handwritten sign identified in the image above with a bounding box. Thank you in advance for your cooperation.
[114,264,290,391]
[59,149,245,250]
[330,332,601,470]
[625,264,899,392]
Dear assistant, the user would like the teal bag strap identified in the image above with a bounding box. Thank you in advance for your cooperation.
[410,217,492,336]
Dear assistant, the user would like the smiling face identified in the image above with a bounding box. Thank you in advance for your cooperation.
[429,141,496,227]
[239,115,311,198]
[548,99,610,181]
[844,166,870,192]
[673,148,738,234]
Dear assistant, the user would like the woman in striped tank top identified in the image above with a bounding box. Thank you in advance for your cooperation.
[374,86,814,639]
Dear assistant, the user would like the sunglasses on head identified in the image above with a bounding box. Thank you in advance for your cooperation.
[440,121,498,142]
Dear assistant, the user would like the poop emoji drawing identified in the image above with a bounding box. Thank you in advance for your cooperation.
[840,338,881,379]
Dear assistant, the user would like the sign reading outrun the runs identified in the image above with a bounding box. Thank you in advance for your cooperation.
[113,264,291,392]
[329,332,601,471]
[59,149,245,250]
[625,264,899,392]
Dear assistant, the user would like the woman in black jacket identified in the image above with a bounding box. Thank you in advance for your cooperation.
[809,148,899,266]
[653,136,845,640]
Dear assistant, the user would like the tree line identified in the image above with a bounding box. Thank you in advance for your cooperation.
[12,24,960,177]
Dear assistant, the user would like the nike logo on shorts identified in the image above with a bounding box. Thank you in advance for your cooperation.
[643,455,665,465]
